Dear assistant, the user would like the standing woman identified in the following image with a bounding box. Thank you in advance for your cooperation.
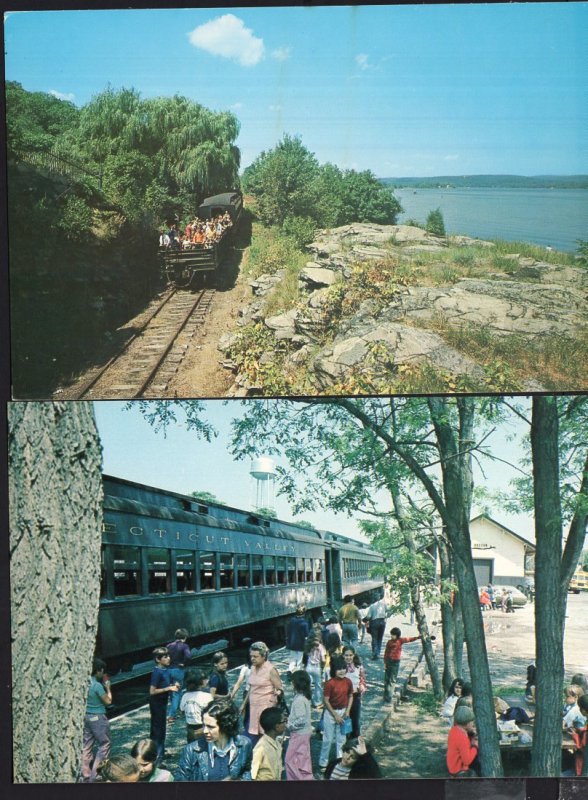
[175,699,252,781]
[342,646,367,738]
[209,651,230,699]
[246,641,283,746]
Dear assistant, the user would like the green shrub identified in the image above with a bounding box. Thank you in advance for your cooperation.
[425,207,446,237]
[281,215,317,248]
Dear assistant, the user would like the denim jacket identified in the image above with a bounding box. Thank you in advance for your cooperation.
[174,735,252,781]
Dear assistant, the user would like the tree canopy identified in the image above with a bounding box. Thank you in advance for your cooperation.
[242,134,402,231]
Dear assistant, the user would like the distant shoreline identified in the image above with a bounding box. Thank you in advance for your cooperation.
[381,175,588,190]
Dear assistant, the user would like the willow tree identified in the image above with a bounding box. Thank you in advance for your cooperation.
[9,402,103,782]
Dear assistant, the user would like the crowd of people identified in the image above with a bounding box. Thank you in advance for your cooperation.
[80,593,587,782]
[158,212,233,251]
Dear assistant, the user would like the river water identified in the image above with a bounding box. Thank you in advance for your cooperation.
[393,187,588,254]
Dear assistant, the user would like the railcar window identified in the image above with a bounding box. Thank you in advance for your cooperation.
[251,555,263,587]
[200,551,215,591]
[314,559,323,581]
[296,557,305,583]
[305,558,313,582]
[219,554,234,589]
[287,557,296,584]
[264,556,276,585]
[236,555,249,588]
[111,546,141,597]
[147,548,171,594]
[276,557,286,585]
[176,551,195,592]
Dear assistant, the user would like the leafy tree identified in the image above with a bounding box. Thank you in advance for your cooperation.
[336,169,402,225]
[425,207,446,237]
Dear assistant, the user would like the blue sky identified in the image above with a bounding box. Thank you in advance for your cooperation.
[4,3,587,177]
[93,399,535,543]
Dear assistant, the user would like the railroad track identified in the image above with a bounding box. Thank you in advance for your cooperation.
[72,288,215,399]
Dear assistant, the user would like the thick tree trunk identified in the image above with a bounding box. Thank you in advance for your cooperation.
[453,588,465,679]
[429,397,503,777]
[9,402,103,783]
[530,396,566,777]
[437,538,458,690]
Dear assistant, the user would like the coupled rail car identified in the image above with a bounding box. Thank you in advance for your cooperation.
[159,191,243,289]
[98,475,384,669]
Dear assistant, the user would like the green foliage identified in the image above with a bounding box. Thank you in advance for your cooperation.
[6,81,80,159]
[425,207,446,237]
[190,491,223,505]
[281,215,318,248]
[242,134,402,229]
[407,689,440,716]
[255,507,277,519]
[56,195,94,242]
[576,239,588,266]
[245,223,306,279]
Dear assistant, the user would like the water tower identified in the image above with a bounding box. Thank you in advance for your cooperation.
[250,457,276,510]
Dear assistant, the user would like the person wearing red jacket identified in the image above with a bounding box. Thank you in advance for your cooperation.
[382,627,422,702]
[446,706,479,777]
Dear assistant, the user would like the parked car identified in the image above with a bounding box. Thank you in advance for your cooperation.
[494,585,528,607]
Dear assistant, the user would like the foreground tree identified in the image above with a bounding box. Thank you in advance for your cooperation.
[528,396,588,776]
[9,403,103,782]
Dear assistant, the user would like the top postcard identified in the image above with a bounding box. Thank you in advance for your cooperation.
[4,3,588,399]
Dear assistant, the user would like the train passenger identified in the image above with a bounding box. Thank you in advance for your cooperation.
[149,647,179,764]
[209,651,230,699]
[302,633,326,709]
[131,739,174,782]
[81,657,112,782]
[286,604,310,675]
[193,225,205,245]
[365,593,389,660]
[285,670,314,781]
[324,736,382,780]
[246,641,284,747]
[175,699,252,781]
[339,596,361,649]
[180,669,213,742]
[251,707,287,781]
[95,754,141,783]
[166,628,191,723]
[325,616,343,642]
[318,656,354,771]
[342,646,367,738]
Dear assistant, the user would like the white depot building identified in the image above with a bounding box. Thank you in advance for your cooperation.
[469,514,535,587]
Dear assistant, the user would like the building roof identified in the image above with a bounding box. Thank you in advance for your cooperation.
[470,513,536,552]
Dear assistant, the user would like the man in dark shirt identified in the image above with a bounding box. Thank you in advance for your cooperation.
[286,605,310,674]
[166,628,191,722]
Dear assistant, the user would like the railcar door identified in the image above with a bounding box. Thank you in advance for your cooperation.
[325,548,342,606]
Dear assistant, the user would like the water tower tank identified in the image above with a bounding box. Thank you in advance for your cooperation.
[250,457,276,481]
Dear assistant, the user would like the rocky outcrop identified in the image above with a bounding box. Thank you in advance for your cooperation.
[221,224,587,393]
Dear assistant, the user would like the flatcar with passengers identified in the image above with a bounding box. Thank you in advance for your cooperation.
[159,190,242,289]
[98,475,384,670]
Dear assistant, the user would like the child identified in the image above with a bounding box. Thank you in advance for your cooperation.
[342,646,367,737]
[571,694,588,777]
[285,670,313,781]
[302,634,326,709]
[131,739,174,782]
[318,656,354,770]
[563,686,584,729]
[81,657,112,782]
[251,706,287,780]
[209,651,230,698]
[446,706,479,777]
[324,736,382,780]
[96,754,141,783]
[383,627,426,702]
[440,678,463,723]
[149,647,179,763]
[525,660,536,702]
[180,669,213,742]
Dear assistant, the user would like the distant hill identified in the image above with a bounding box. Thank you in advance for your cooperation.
[381,175,588,189]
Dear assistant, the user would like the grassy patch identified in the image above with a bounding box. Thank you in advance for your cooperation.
[406,688,440,716]
[423,316,588,391]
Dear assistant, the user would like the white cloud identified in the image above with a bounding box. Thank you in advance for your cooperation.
[49,90,75,102]
[230,102,244,110]
[355,54,369,71]
[444,154,459,161]
[271,47,291,62]
[269,104,282,112]
[188,14,264,67]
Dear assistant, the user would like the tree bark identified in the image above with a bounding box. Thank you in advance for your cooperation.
[437,536,458,691]
[9,402,103,783]
[529,396,587,776]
